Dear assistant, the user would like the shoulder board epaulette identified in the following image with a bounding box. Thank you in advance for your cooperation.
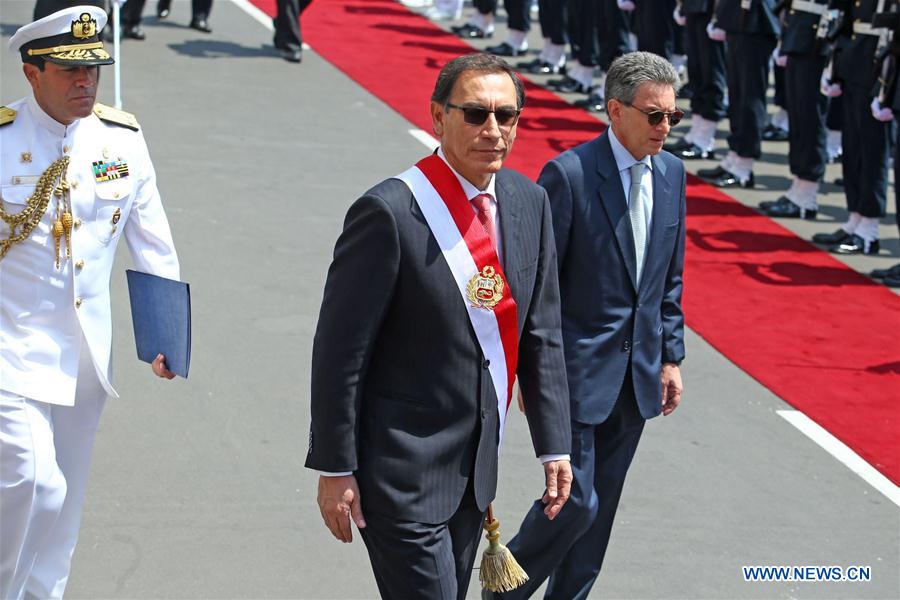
[93,103,140,131]
[0,106,16,127]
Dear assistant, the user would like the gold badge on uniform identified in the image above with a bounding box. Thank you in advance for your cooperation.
[20,152,31,163]
[111,207,121,224]
[466,265,504,310]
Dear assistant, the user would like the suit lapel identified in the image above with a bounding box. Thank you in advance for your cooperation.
[594,133,638,292]
[496,172,522,306]
[640,153,672,294]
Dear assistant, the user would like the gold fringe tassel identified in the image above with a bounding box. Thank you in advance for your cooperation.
[479,504,528,593]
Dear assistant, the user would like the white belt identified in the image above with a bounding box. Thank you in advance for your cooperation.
[853,21,888,36]
[792,0,827,15]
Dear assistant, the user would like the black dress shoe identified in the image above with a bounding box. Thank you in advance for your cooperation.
[548,76,591,94]
[761,196,817,219]
[486,42,526,57]
[573,92,604,112]
[516,58,564,74]
[883,274,900,287]
[190,18,212,33]
[123,25,145,40]
[709,170,755,188]
[759,195,787,211]
[871,263,900,279]
[451,23,492,38]
[831,234,880,255]
[281,48,302,63]
[157,0,171,18]
[811,228,851,245]
[696,165,729,179]
[668,140,713,160]
[834,177,844,186]
[762,123,789,141]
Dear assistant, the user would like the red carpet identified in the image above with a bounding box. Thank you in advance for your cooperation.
[254,0,900,484]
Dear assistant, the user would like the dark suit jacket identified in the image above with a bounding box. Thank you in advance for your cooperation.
[306,168,571,525]
[538,131,686,425]
[716,0,780,36]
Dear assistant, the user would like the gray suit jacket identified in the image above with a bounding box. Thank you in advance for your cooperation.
[539,131,686,424]
[306,167,571,524]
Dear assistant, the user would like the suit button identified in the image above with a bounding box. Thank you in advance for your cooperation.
[74,218,82,229]
[482,359,490,369]
[622,340,631,352]
[74,297,82,308]
[75,259,84,270]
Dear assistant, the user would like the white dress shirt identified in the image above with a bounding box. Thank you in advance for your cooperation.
[608,125,654,236]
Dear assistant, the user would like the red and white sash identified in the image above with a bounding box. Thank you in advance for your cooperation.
[395,154,519,446]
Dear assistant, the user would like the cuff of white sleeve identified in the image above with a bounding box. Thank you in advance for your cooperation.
[317,471,352,477]
[540,454,571,464]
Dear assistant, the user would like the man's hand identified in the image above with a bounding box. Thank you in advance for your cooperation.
[541,460,572,520]
[151,353,175,379]
[317,474,366,543]
[660,363,683,416]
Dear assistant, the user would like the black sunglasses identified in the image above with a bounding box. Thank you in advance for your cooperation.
[445,103,522,127]
[622,101,684,127]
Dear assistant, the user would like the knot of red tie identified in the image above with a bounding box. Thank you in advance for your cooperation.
[471,193,497,250]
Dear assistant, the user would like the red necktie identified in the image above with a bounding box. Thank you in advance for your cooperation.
[471,193,497,251]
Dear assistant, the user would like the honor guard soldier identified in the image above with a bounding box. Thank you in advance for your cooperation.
[666,0,728,159]
[761,0,840,219]
[812,0,892,254]
[0,5,180,598]
[698,0,781,188]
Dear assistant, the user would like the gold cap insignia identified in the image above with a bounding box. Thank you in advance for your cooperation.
[72,13,97,39]
[466,265,505,310]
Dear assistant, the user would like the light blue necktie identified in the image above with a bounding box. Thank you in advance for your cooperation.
[628,162,647,285]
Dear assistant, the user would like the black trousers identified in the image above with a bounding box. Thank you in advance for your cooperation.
[773,63,786,110]
[841,83,890,218]
[726,32,776,159]
[360,483,486,600]
[476,0,531,32]
[685,12,726,121]
[273,0,313,50]
[634,0,675,59]
[895,123,900,235]
[120,0,145,26]
[597,0,630,70]
[156,0,213,19]
[786,53,828,182]
[567,0,597,66]
[538,0,567,44]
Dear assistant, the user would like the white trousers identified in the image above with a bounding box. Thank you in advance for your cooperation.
[1,346,106,600]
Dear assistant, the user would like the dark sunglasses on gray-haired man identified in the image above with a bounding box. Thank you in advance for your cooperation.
[621,101,684,127]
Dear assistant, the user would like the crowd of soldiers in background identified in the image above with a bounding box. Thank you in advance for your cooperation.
[403,0,900,287]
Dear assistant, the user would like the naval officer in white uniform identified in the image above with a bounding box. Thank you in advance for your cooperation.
[1,5,180,598]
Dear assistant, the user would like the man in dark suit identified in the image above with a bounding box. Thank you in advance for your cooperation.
[489,51,686,600]
[306,53,573,599]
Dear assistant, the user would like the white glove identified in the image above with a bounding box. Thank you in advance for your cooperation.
[707,21,727,41]
[820,74,842,97]
[773,45,788,67]
[673,6,686,26]
[871,98,894,122]
[618,0,636,11]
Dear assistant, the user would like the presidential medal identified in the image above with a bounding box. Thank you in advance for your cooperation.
[466,265,504,310]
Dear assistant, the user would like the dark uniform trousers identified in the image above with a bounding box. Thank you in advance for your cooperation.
[475,0,531,31]
[832,0,893,218]
[716,0,779,158]
[634,0,676,59]
[725,32,776,158]
[273,0,313,51]
[538,0,567,45]
[598,0,630,70]
[684,7,727,121]
[120,0,212,25]
[786,54,829,182]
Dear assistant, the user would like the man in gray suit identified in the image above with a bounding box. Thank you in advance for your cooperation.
[305,53,573,599]
[490,51,686,600]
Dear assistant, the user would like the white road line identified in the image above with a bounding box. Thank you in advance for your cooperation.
[409,128,439,151]
[777,409,900,507]
[230,0,311,49]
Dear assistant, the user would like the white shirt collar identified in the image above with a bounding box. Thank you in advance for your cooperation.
[608,125,653,174]
[437,147,497,202]
[26,95,73,138]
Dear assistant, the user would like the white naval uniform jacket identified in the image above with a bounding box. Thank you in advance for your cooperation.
[0,96,179,406]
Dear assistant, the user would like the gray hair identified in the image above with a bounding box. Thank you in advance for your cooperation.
[605,51,680,107]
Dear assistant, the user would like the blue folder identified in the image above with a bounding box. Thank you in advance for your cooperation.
[126,270,191,378]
